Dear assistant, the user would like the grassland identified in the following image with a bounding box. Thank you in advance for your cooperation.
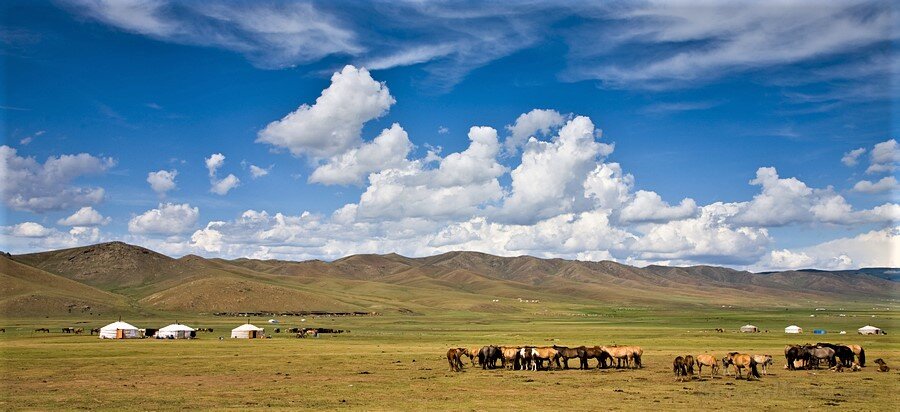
[1,305,898,411]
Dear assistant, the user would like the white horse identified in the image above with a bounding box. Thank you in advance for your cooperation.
[752,354,773,375]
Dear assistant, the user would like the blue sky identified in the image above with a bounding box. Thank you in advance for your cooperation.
[1,0,897,270]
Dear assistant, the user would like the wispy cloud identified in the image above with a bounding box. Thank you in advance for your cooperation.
[640,100,723,114]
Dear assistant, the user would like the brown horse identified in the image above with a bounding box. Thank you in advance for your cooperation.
[500,346,520,370]
[874,358,890,372]
[34,328,49,333]
[74,328,84,334]
[581,346,610,369]
[468,347,481,366]
[602,346,636,369]
[447,348,467,372]
[553,346,584,369]
[673,356,689,381]
[90,328,100,335]
[531,346,559,370]
[695,354,719,378]
[683,355,695,376]
[846,344,865,367]
[723,352,760,380]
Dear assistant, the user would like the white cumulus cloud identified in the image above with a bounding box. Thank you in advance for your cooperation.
[128,203,199,235]
[853,176,897,194]
[147,169,178,195]
[257,65,395,159]
[0,145,114,213]
[57,206,110,226]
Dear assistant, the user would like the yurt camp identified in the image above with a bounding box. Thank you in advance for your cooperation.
[231,323,264,339]
[155,323,195,339]
[99,320,140,339]
[784,325,802,334]
[858,325,884,335]
[740,324,759,333]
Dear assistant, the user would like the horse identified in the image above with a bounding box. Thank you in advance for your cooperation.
[468,347,481,366]
[61,327,74,333]
[695,354,719,378]
[784,345,811,370]
[531,346,559,369]
[479,346,502,369]
[683,355,695,376]
[723,352,760,380]
[553,345,585,369]
[0,328,5,333]
[628,346,644,368]
[874,358,890,372]
[816,343,854,367]
[447,348,467,372]
[500,346,520,370]
[806,346,836,369]
[33,328,49,333]
[673,356,689,381]
[274,328,280,333]
[846,344,865,367]
[581,346,609,369]
[519,347,537,371]
[601,346,633,369]
[74,328,84,334]
[751,354,773,375]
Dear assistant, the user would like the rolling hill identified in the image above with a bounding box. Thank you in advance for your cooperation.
[2,242,896,316]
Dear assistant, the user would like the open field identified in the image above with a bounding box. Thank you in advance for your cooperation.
[2,306,898,411]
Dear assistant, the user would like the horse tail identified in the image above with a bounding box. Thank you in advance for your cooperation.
[634,353,643,368]
[859,348,866,367]
[749,359,761,379]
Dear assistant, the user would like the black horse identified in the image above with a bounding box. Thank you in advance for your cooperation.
[785,345,811,370]
[816,343,855,367]
[478,345,502,369]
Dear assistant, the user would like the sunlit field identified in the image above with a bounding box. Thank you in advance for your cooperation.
[2,306,897,410]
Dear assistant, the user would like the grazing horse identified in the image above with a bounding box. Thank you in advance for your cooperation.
[479,346,502,369]
[695,354,719,378]
[553,346,585,369]
[500,346,520,370]
[845,344,865,366]
[34,328,49,333]
[784,345,811,370]
[0,328,4,333]
[751,354,773,375]
[683,355,695,376]
[447,348,467,372]
[581,346,608,369]
[62,327,74,334]
[468,347,481,366]
[628,346,644,368]
[74,328,84,334]
[673,356,689,381]
[531,347,559,370]
[807,346,836,369]
[90,328,100,335]
[874,358,889,372]
[601,346,634,369]
[519,347,537,371]
[723,352,760,380]
[817,343,854,367]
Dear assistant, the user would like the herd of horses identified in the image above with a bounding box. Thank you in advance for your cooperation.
[447,344,643,372]
[449,342,891,380]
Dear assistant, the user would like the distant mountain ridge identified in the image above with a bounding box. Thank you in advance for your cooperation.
[2,242,896,316]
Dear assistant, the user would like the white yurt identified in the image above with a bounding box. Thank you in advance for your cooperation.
[784,325,802,334]
[858,325,884,335]
[231,323,264,339]
[740,324,759,333]
[155,323,195,339]
[99,321,140,339]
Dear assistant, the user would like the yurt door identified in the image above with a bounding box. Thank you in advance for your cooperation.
[250,331,257,339]
[116,329,124,339]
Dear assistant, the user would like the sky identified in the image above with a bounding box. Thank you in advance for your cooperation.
[1,0,897,271]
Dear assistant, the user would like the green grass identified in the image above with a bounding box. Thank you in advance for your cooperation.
[1,306,898,410]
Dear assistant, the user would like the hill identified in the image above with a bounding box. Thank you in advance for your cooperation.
[0,254,128,316]
[5,243,898,316]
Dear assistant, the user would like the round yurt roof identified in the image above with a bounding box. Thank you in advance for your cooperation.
[159,323,195,332]
[100,321,138,331]
[786,325,800,329]
[232,323,263,332]
[741,324,757,328]
[858,325,880,331]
